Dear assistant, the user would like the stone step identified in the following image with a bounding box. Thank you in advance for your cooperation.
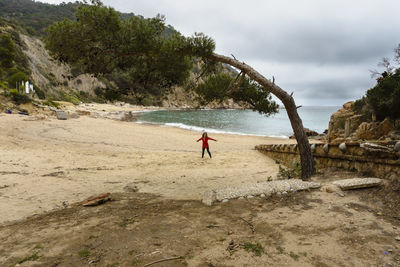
[332,178,383,190]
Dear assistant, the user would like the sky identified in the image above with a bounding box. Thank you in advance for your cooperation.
[39,0,400,106]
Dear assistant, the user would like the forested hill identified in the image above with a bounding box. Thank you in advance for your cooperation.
[0,0,78,36]
[0,0,242,108]
[0,0,146,36]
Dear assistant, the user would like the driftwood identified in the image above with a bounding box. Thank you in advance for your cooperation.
[82,192,111,206]
[142,256,182,267]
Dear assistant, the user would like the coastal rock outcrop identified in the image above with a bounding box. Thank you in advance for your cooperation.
[356,118,394,140]
[327,101,399,142]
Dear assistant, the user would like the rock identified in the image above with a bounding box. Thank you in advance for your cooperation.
[332,178,383,190]
[394,141,400,152]
[327,102,355,141]
[222,199,229,203]
[82,192,111,206]
[395,236,400,241]
[323,144,329,153]
[282,191,288,195]
[203,179,321,205]
[202,190,216,206]
[339,142,347,153]
[260,194,266,198]
[360,142,391,153]
[337,192,345,197]
[311,144,316,151]
[325,186,335,193]
[56,110,67,120]
[304,128,319,137]
[124,182,138,192]
[76,110,91,116]
[356,119,394,140]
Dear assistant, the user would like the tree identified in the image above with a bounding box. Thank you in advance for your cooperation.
[45,1,315,179]
[208,54,314,179]
[45,3,192,98]
[0,33,16,69]
[366,69,400,121]
[195,72,279,115]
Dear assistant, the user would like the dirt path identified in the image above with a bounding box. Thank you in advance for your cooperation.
[1,173,400,266]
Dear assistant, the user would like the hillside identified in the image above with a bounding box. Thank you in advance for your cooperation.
[0,0,77,36]
[0,0,243,109]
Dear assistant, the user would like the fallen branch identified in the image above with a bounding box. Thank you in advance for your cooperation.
[240,218,255,234]
[142,256,183,267]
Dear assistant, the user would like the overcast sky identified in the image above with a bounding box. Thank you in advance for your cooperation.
[39,0,400,106]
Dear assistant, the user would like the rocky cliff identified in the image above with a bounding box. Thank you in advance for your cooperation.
[328,101,400,143]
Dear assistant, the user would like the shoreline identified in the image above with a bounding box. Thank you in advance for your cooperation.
[0,111,295,224]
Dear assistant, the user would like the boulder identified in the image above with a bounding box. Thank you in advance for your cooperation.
[290,128,319,139]
[339,143,347,153]
[56,110,67,120]
[332,178,383,190]
[328,102,355,141]
[356,118,394,140]
[124,182,138,192]
[395,141,400,152]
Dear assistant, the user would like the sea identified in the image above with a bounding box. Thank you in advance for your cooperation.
[137,106,339,138]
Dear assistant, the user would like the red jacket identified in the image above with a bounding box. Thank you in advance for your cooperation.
[197,137,216,148]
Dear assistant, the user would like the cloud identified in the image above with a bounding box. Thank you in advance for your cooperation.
[39,0,400,106]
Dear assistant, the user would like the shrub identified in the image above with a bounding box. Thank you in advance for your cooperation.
[277,162,301,180]
[366,70,400,121]
[10,90,31,105]
[43,98,60,108]
[34,86,46,99]
[7,71,28,88]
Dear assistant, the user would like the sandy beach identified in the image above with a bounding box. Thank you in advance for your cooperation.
[2,106,400,266]
[0,109,293,224]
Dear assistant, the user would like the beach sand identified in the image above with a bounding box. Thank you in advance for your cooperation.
[0,111,293,224]
[1,107,400,266]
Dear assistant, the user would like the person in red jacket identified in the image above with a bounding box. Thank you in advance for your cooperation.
[197,132,217,158]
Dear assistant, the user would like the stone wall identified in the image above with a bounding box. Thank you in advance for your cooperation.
[255,143,400,178]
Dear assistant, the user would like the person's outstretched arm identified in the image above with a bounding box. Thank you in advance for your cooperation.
[208,137,217,141]
[197,138,202,142]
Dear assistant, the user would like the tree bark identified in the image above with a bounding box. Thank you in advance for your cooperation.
[210,53,315,179]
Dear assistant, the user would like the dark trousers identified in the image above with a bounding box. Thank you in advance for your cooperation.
[202,147,212,158]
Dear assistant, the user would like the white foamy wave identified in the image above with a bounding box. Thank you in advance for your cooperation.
[151,122,289,138]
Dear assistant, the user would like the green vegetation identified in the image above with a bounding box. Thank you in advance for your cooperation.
[0,20,33,105]
[44,3,201,100]
[195,72,278,115]
[289,251,300,261]
[9,88,31,104]
[43,98,60,108]
[0,32,15,68]
[44,1,278,113]
[243,242,264,256]
[7,71,28,87]
[353,45,400,122]
[366,69,400,121]
[276,245,285,254]
[78,248,90,258]
[0,0,77,36]
[17,251,39,264]
[277,162,301,180]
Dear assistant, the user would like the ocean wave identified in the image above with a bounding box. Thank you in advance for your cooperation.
[136,121,289,138]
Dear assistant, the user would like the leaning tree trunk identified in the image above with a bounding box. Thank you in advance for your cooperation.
[210,53,315,179]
